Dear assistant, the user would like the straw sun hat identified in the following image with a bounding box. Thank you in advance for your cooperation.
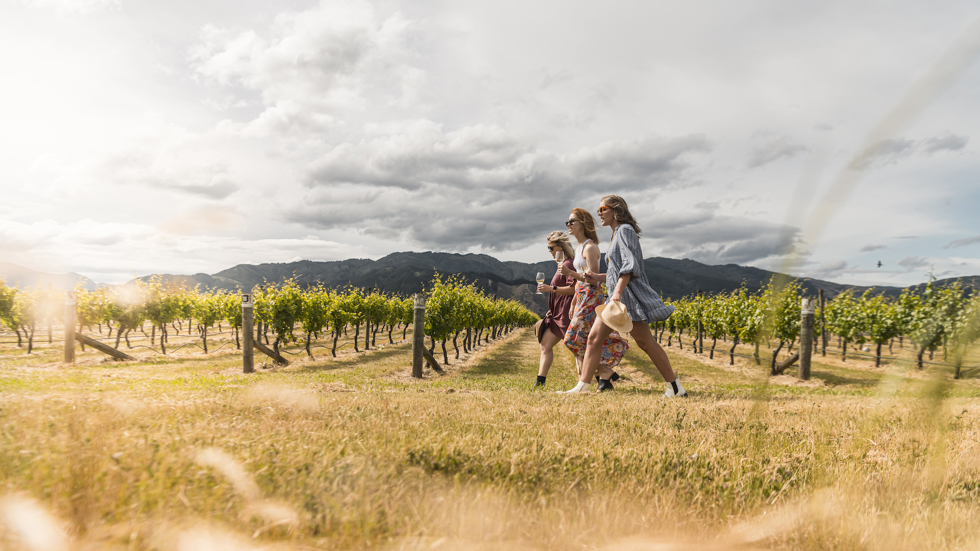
[595,301,633,333]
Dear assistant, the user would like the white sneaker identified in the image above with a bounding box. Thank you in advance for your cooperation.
[558,381,591,394]
[663,378,686,398]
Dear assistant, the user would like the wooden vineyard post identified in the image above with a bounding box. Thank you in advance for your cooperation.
[694,289,704,354]
[242,291,254,374]
[74,333,134,360]
[412,294,425,378]
[64,291,76,363]
[819,289,827,357]
[799,297,815,381]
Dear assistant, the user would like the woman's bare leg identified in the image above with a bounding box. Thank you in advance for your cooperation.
[629,323,676,382]
[580,319,614,384]
[596,362,614,380]
[537,329,562,377]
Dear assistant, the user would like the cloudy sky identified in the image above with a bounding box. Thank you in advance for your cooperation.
[2,0,979,285]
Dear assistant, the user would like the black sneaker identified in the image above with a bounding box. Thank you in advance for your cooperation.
[610,372,621,382]
[534,376,547,387]
[597,378,614,392]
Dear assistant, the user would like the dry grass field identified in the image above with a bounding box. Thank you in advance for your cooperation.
[2,327,980,550]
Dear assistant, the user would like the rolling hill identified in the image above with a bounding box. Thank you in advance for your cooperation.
[4,254,974,317]
[130,252,978,316]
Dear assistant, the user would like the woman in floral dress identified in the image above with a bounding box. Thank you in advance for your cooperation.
[560,208,628,391]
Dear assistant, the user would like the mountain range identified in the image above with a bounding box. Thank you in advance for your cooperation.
[0,261,98,291]
[135,252,977,316]
[3,254,975,316]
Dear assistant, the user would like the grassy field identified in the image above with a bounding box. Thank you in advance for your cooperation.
[1,327,980,550]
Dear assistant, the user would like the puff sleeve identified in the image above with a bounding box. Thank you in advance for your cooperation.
[614,225,641,276]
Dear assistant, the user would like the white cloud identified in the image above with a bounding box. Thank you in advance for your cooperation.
[922,133,969,154]
[17,0,119,15]
[945,235,980,249]
[2,0,980,288]
[189,0,423,137]
[814,259,848,276]
[898,256,930,271]
[748,136,807,168]
[850,133,969,169]
[71,115,242,199]
[0,218,366,284]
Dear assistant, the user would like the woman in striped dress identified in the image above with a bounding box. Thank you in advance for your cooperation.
[560,208,628,389]
[560,195,685,397]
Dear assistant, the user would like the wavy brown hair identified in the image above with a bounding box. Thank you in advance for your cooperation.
[569,208,599,245]
[546,231,575,262]
[600,194,642,236]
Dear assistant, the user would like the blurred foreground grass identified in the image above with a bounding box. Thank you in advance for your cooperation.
[2,328,980,550]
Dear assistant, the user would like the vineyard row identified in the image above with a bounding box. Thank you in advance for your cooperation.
[0,274,539,366]
[650,276,980,378]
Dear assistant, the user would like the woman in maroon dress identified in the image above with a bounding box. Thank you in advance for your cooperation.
[535,231,577,387]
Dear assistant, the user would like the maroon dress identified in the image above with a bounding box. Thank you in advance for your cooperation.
[543,259,577,339]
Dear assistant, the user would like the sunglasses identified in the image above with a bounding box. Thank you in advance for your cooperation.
[548,246,558,252]
[565,219,579,227]
[596,206,611,215]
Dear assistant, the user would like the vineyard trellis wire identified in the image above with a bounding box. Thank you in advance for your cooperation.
[0,273,538,365]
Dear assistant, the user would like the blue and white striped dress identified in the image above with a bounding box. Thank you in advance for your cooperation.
[604,223,675,324]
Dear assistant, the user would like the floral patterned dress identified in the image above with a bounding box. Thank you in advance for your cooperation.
[563,240,629,369]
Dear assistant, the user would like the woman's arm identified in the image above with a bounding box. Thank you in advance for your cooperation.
[584,242,601,274]
[537,283,574,296]
[610,273,631,302]
[581,243,605,284]
[583,271,605,285]
[615,225,641,276]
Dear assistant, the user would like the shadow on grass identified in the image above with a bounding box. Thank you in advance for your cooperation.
[460,336,531,380]
[299,341,412,373]
[810,369,882,388]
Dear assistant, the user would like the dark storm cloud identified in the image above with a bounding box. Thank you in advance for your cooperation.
[305,122,533,191]
[291,126,714,251]
[643,210,802,265]
[293,125,797,264]
[570,134,710,188]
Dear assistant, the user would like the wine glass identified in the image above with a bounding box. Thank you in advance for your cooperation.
[556,250,564,266]
[535,272,545,295]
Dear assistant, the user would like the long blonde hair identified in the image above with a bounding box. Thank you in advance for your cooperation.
[546,231,575,262]
[570,207,599,245]
[601,194,642,236]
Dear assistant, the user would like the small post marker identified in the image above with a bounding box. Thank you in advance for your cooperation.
[412,294,425,378]
[800,297,816,381]
[242,291,254,374]
[819,289,827,357]
[64,291,76,363]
